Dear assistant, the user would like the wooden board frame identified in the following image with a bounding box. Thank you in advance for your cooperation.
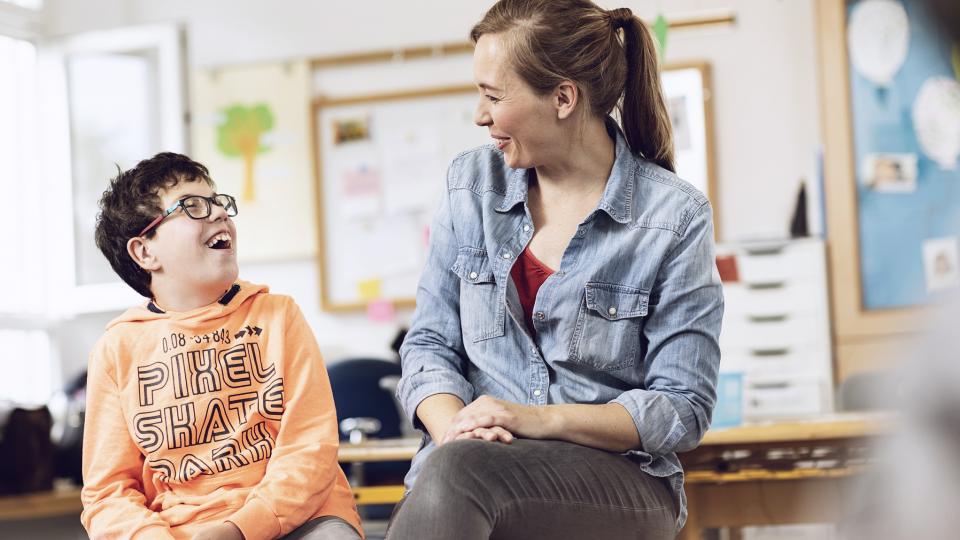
[663,60,720,238]
[814,0,929,380]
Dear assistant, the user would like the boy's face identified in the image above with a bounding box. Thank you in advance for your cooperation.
[143,179,239,297]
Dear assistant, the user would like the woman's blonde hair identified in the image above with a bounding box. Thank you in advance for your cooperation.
[471,0,675,172]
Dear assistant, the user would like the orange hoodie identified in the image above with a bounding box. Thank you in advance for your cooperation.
[81,281,362,539]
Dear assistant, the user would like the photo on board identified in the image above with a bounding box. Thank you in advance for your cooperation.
[861,153,918,193]
[923,236,960,292]
[333,116,371,144]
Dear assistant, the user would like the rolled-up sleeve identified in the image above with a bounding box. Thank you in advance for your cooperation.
[397,165,474,427]
[612,201,723,455]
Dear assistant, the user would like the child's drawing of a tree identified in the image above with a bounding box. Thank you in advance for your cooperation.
[217,104,274,202]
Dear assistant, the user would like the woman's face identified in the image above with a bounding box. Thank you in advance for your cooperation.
[473,33,558,169]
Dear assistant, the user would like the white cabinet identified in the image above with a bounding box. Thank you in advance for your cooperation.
[717,239,834,420]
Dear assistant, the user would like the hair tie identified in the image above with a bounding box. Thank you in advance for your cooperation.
[608,7,633,29]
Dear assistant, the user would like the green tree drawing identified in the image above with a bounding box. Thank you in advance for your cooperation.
[217,104,274,202]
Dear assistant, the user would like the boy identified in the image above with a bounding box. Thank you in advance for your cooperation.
[82,153,362,540]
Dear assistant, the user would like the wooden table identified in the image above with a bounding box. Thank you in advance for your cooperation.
[0,481,84,521]
[340,437,420,506]
[0,439,423,521]
[678,413,893,539]
[0,415,891,528]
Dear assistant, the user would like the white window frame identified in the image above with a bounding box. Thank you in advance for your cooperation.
[40,23,188,316]
[0,6,57,404]
[0,1,42,41]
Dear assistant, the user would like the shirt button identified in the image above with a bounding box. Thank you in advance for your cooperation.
[535,311,545,320]
[502,252,512,259]
[533,389,542,397]
[578,228,585,236]
[608,306,617,316]
[469,271,478,280]
[523,224,531,232]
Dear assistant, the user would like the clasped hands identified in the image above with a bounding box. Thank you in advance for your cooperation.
[439,395,552,445]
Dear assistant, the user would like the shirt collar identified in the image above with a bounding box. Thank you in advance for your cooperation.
[595,118,635,224]
[147,283,241,314]
[494,117,635,225]
[494,168,528,213]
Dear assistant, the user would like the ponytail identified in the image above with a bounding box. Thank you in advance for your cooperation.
[615,10,676,173]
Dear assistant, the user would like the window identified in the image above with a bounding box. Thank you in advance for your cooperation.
[0,34,54,404]
[0,0,43,10]
[0,35,42,315]
[0,23,185,403]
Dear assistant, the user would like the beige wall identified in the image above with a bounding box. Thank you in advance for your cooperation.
[42,0,825,375]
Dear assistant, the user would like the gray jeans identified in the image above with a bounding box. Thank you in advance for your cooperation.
[386,439,678,540]
[281,516,362,540]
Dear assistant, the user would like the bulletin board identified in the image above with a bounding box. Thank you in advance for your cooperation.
[845,0,960,310]
[311,85,490,311]
[818,0,959,379]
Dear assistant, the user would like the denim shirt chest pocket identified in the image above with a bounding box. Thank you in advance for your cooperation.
[451,247,506,342]
[569,281,649,370]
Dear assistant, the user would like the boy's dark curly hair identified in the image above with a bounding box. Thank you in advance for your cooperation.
[94,152,214,298]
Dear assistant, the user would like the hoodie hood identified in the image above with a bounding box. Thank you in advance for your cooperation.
[106,280,269,331]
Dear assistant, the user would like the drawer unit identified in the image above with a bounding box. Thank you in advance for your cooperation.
[734,241,825,283]
[722,281,828,317]
[742,375,829,420]
[721,341,832,379]
[716,239,834,420]
[720,312,829,350]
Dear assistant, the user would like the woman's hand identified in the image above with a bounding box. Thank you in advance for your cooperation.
[441,395,552,444]
[454,426,514,443]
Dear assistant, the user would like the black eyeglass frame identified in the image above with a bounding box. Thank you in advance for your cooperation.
[137,193,238,237]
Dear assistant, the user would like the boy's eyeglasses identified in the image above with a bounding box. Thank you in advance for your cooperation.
[138,194,238,237]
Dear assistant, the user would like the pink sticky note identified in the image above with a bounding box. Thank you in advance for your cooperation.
[367,299,395,323]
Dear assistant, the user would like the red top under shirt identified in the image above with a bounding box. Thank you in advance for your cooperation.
[510,246,555,334]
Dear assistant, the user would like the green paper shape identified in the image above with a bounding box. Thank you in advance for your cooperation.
[953,45,960,82]
[217,103,275,202]
[653,14,669,61]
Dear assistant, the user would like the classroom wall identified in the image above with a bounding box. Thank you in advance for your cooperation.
[41,0,823,379]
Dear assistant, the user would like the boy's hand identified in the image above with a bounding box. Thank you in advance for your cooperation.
[191,521,244,540]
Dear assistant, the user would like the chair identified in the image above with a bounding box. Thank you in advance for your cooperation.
[327,358,411,520]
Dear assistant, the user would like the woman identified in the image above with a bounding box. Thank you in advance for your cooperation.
[390,1,722,538]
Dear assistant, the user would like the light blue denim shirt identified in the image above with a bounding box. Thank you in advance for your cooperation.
[397,121,723,528]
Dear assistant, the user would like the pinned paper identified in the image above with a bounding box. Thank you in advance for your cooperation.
[367,299,396,323]
[357,278,383,301]
[953,45,960,82]
[913,77,960,170]
[923,237,960,292]
[338,163,382,219]
[381,126,443,214]
[652,14,669,62]
[847,0,909,87]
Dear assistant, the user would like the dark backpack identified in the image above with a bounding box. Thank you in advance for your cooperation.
[0,404,54,494]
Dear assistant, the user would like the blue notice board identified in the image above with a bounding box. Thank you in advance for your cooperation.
[847,0,960,309]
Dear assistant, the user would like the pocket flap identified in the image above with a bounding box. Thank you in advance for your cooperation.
[584,282,649,320]
[452,249,495,284]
